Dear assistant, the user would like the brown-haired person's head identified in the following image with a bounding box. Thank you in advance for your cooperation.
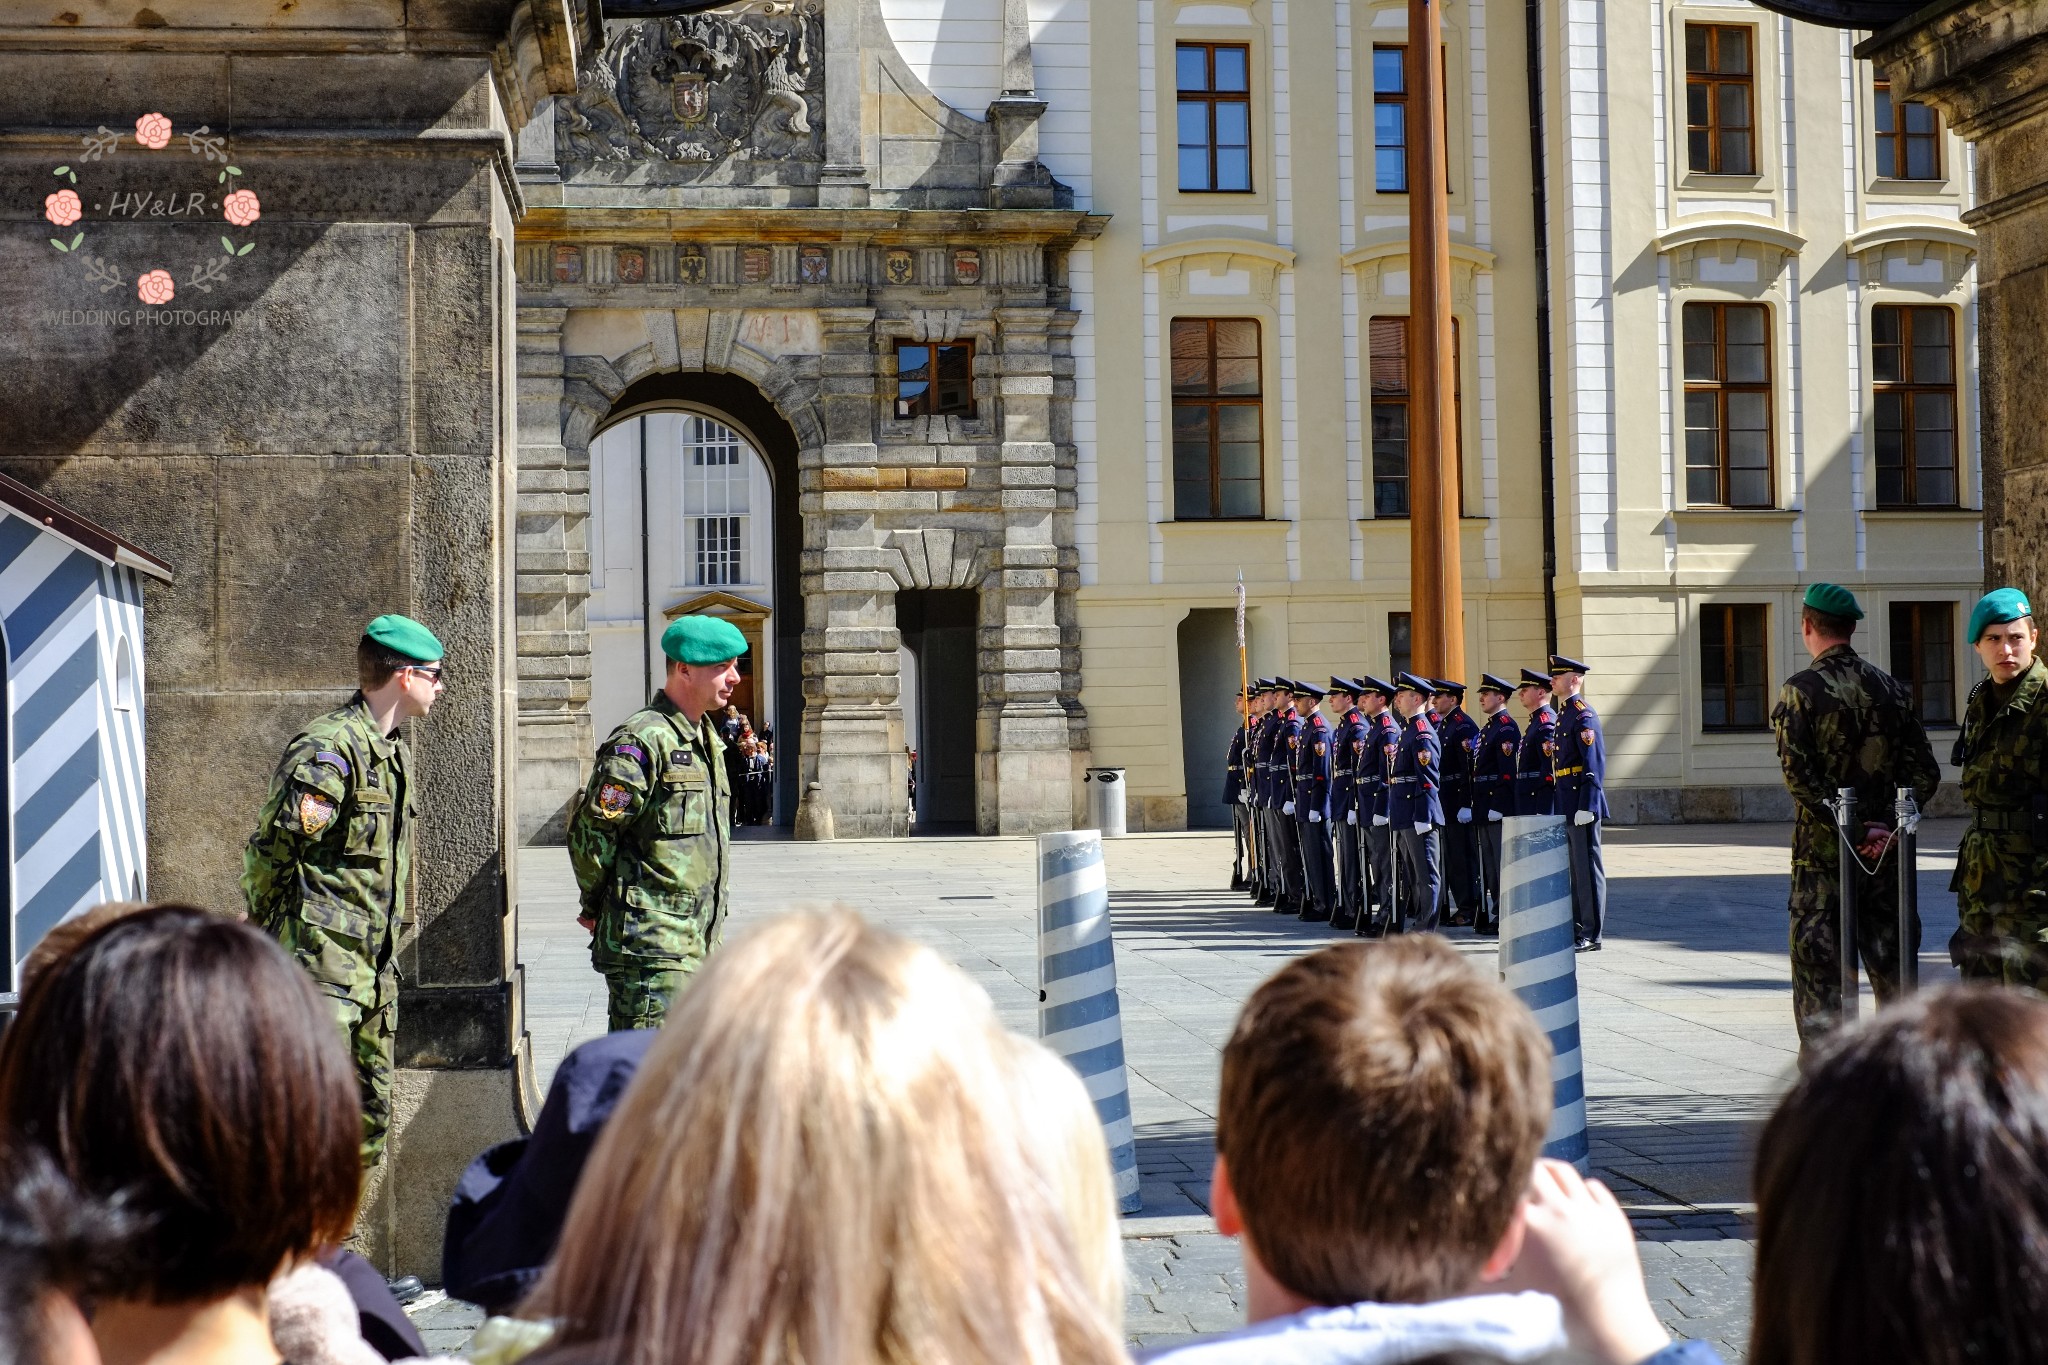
[1752,986,2048,1365]
[0,905,361,1303]
[525,907,1126,1365]
[1214,935,1552,1310]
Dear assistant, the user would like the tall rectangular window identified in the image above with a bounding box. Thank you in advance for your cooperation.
[897,342,974,419]
[695,515,743,586]
[1389,612,1412,681]
[1872,305,1957,508]
[1701,603,1768,731]
[1685,24,1755,175]
[1177,43,1252,192]
[1875,77,1941,181]
[1171,318,1263,519]
[1369,315,1463,518]
[1890,601,1957,727]
[1373,46,1408,193]
[1683,302,1773,508]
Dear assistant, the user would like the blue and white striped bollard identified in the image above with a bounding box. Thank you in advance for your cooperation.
[1037,828,1142,1213]
[1498,813,1590,1170]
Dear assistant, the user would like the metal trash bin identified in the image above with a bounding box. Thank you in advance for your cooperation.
[1084,766,1128,838]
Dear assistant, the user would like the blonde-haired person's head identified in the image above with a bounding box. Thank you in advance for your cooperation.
[524,907,1129,1365]
[998,1032,1126,1324]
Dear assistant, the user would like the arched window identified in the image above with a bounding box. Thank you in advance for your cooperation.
[114,636,136,712]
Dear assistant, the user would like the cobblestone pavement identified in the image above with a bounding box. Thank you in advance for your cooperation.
[493,819,1965,1360]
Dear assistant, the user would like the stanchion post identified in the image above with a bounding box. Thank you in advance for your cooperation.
[1834,785,1859,1023]
[1035,829,1142,1213]
[1897,785,1920,996]
[1497,813,1588,1170]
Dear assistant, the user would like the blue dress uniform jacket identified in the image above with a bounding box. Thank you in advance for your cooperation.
[1439,708,1481,816]
[1475,709,1522,817]
[1387,712,1445,827]
[1277,706,1305,807]
[1364,711,1402,819]
[1253,711,1282,808]
[1553,695,1610,820]
[1330,707,1365,821]
[1516,705,1559,815]
[1294,711,1334,817]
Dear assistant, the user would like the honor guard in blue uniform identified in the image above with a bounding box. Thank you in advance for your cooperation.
[1250,680,1285,907]
[1432,680,1483,928]
[1514,669,1559,817]
[1225,688,1254,890]
[1356,675,1402,937]
[1472,674,1522,936]
[1550,655,1609,951]
[1271,681,1308,915]
[1388,673,1445,934]
[1326,678,1368,931]
[1291,680,1336,922]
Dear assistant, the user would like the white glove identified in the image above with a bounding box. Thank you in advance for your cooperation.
[1456,808,1473,824]
[1283,801,1295,815]
[1488,809,1503,822]
[1372,814,1390,828]
[1237,789,1250,806]
[1573,809,1595,826]
[1413,820,1431,835]
[1309,810,1322,824]
[1346,809,1357,826]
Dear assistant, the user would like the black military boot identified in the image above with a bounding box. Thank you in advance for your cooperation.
[1230,871,1245,891]
[1330,904,1359,932]
[1299,900,1333,924]
[1254,885,1276,907]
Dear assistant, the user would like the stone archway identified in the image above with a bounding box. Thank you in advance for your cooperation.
[516,303,1090,841]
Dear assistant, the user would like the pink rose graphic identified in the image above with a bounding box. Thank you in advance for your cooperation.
[135,112,172,150]
[44,189,81,227]
[137,269,175,305]
[222,189,261,227]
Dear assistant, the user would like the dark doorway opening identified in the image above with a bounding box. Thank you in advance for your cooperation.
[1178,608,1238,829]
[899,589,978,832]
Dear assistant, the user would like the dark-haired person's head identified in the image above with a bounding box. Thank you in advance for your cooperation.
[0,904,361,1305]
[1213,934,1552,1311]
[1753,985,2048,1365]
[0,1154,126,1365]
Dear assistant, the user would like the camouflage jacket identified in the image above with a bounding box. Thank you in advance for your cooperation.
[568,691,732,970]
[1770,643,1940,872]
[242,696,414,1005]
[1952,657,2048,914]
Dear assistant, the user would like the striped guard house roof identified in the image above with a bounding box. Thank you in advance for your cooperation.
[0,475,171,972]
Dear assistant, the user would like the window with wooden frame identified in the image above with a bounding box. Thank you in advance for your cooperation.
[1700,603,1768,731]
[1874,77,1941,181]
[896,342,975,419]
[1171,318,1263,519]
[1872,304,1958,508]
[1889,601,1957,727]
[1682,302,1773,508]
[1369,315,1463,519]
[1177,43,1253,193]
[1373,46,1408,193]
[1685,25,1756,176]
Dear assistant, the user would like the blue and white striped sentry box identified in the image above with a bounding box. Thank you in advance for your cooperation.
[1036,828,1142,1213]
[1498,814,1590,1171]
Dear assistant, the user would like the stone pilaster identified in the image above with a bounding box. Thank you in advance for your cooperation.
[514,306,593,841]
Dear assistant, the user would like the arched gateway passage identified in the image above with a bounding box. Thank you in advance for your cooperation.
[594,371,804,824]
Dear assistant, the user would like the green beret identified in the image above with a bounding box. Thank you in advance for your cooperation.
[1968,587,2035,643]
[1802,583,1863,622]
[364,614,443,664]
[661,614,749,666]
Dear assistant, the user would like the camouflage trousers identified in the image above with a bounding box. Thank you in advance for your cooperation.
[328,984,397,1166]
[1789,859,1918,1054]
[1951,905,2048,990]
[603,961,696,1032]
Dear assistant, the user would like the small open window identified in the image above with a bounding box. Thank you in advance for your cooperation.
[114,635,136,712]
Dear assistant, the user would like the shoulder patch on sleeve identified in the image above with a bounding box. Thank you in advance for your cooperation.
[297,791,337,836]
[312,749,351,778]
[1581,728,1596,745]
[593,782,635,820]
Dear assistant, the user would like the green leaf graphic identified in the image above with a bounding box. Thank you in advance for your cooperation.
[217,171,226,184]
[237,242,254,256]
[50,238,67,251]
[53,165,68,176]
[225,166,241,176]
[66,172,76,183]
[69,232,82,249]
[221,236,236,254]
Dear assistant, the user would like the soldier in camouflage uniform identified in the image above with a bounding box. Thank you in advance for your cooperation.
[1770,583,1939,1054]
[243,614,445,1164]
[1951,587,2048,988]
[568,614,747,1031]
